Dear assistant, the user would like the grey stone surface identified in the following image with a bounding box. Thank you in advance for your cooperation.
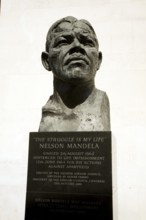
[39,16,110,131]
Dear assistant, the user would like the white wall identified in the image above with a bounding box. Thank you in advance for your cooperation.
[0,0,146,219]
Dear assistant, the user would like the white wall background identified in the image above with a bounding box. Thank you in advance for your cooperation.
[0,0,146,219]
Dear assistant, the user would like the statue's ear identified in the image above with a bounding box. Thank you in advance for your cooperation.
[41,51,51,71]
[97,51,102,70]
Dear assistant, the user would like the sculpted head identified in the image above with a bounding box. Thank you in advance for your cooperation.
[41,16,102,83]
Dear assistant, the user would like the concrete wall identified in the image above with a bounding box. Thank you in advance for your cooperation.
[0,0,146,219]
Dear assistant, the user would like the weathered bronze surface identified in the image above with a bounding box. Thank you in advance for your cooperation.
[39,16,110,131]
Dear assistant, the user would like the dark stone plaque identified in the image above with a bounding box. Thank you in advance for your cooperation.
[25,132,112,219]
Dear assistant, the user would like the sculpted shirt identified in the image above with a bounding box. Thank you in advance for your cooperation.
[39,88,110,131]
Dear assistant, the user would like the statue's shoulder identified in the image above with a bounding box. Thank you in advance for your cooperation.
[42,94,63,114]
[95,88,106,95]
[42,95,54,112]
[94,88,109,102]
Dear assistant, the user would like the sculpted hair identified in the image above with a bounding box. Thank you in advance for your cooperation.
[45,16,98,52]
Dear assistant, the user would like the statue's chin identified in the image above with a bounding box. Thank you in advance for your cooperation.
[61,66,92,80]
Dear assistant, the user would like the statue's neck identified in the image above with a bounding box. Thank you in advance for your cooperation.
[53,77,95,108]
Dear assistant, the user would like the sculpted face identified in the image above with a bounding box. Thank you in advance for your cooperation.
[42,19,102,83]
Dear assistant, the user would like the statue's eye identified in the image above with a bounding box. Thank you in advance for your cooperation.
[80,35,95,47]
[84,40,95,47]
[54,35,73,48]
[55,39,68,48]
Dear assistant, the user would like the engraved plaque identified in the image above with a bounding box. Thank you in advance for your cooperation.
[25,132,112,219]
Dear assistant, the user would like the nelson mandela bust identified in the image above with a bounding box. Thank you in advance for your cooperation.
[39,16,110,131]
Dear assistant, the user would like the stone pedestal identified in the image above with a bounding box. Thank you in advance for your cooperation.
[25,132,112,219]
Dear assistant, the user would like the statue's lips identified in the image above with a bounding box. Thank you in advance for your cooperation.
[64,56,89,66]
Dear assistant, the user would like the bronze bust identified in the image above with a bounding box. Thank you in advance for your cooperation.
[39,16,110,131]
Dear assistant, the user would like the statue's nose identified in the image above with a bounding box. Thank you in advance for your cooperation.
[73,38,81,47]
[69,38,85,54]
